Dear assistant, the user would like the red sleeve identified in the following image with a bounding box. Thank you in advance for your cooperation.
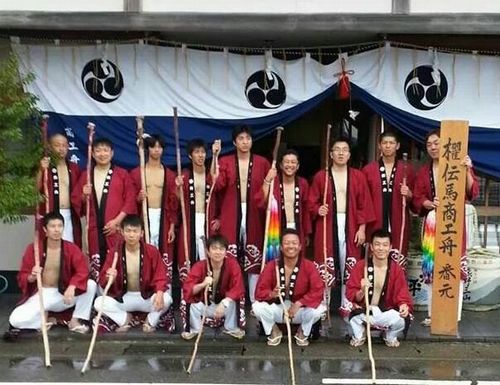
[71,171,87,217]
[129,167,141,205]
[213,156,229,192]
[307,171,325,223]
[295,261,323,308]
[412,165,432,216]
[17,244,37,298]
[166,169,179,225]
[466,167,480,201]
[405,163,418,214]
[148,245,168,292]
[392,263,414,313]
[354,170,375,226]
[98,248,115,289]
[345,260,364,304]
[223,257,245,301]
[182,260,206,303]
[254,261,277,302]
[67,242,89,295]
[121,170,137,215]
[300,178,312,236]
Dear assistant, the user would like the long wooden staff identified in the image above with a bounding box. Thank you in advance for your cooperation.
[85,122,95,254]
[398,153,408,268]
[205,141,220,238]
[136,116,150,244]
[186,250,212,374]
[41,115,50,213]
[275,262,296,385]
[363,244,376,383]
[81,250,119,374]
[35,115,51,367]
[173,107,190,272]
[322,124,332,321]
[260,126,284,273]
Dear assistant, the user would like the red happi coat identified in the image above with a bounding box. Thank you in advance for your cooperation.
[346,259,413,315]
[72,164,136,279]
[38,161,82,247]
[255,174,311,258]
[17,240,89,304]
[177,167,217,282]
[130,166,178,280]
[362,159,416,258]
[413,162,479,281]
[182,255,245,304]
[215,153,270,273]
[255,258,324,308]
[99,241,169,301]
[308,168,375,286]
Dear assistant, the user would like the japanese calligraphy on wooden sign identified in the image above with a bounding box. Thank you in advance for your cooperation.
[431,120,469,336]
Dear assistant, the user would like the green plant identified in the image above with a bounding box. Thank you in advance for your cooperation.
[0,54,41,223]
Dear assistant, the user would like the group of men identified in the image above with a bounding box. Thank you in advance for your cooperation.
[7,124,478,349]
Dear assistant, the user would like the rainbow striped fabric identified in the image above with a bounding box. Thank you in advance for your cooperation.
[265,195,281,264]
[421,209,436,284]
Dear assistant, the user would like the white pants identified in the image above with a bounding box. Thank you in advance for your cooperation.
[188,299,238,332]
[195,212,206,261]
[60,208,74,243]
[248,273,259,303]
[337,213,349,309]
[9,280,97,329]
[350,306,405,343]
[148,208,161,248]
[426,281,464,321]
[252,300,326,337]
[94,291,172,327]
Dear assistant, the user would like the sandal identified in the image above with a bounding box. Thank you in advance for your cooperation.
[142,322,156,333]
[181,331,198,340]
[420,317,431,327]
[223,328,245,339]
[384,338,400,348]
[294,334,309,347]
[68,323,89,334]
[350,336,366,347]
[266,332,283,346]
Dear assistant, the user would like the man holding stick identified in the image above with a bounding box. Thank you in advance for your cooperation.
[253,229,325,347]
[93,215,172,333]
[308,136,375,317]
[212,125,270,303]
[181,235,245,340]
[346,229,413,348]
[9,212,96,333]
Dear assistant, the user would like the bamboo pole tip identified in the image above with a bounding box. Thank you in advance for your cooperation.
[42,114,50,120]
[87,122,96,129]
[136,115,144,120]
[276,126,284,131]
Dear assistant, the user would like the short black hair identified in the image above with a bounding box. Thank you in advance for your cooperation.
[232,125,253,142]
[425,129,440,143]
[145,134,165,149]
[281,228,300,243]
[92,137,114,150]
[120,214,143,229]
[379,130,399,143]
[206,234,229,250]
[371,229,392,243]
[330,136,351,151]
[279,149,300,164]
[49,133,69,142]
[43,211,65,227]
[186,138,207,156]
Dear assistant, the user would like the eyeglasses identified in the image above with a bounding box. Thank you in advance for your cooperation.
[332,148,350,154]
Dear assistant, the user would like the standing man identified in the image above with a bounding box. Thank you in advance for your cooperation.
[362,131,415,262]
[39,133,82,246]
[413,129,479,326]
[130,135,177,281]
[94,215,172,333]
[308,136,375,317]
[213,126,270,302]
[176,139,219,282]
[181,235,245,340]
[253,229,326,347]
[9,212,96,333]
[346,229,413,348]
[72,138,136,280]
[257,149,311,257]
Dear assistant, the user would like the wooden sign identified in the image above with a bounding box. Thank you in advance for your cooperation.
[431,120,469,336]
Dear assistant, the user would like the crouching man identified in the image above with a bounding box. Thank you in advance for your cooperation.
[9,212,96,333]
[94,215,172,333]
[181,235,245,340]
[253,228,326,347]
[346,229,413,348]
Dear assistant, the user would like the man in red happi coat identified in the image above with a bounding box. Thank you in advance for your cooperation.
[308,136,375,317]
[181,235,245,340]
[256,149,311,258]
[130,135,177,282]
[346,229,413,348]
[9,212,96,333]
[253,228,326,347]
[72,138,136,281]
[362,131,415,266]
[176,138,219,282]
[94,215,172,333]
[212,125,270,302]
[39,133,82,246]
